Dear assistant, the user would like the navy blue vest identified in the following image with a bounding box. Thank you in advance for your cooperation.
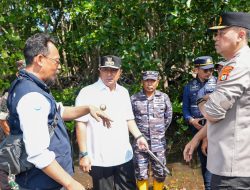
[7,70,73,189]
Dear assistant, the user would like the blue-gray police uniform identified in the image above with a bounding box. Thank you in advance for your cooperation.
[131,90,172,182]
[7,70,73,189]
[182,76,217,132]
[182,76,216,188]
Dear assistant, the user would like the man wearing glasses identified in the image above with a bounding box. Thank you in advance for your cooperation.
[182,56,216,190]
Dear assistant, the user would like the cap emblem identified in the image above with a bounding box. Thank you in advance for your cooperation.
[105,57,114,66]
[218,16,222,26]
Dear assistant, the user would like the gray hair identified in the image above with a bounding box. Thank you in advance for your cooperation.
[23,33,56,66]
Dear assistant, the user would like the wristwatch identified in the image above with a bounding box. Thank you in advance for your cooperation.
[135,134,144,142]
[79,151,88,159]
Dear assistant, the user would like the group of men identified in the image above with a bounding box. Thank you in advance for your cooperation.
[0,11,250,190]
[183,11,250,190]
[0,35,172,190]
[75,56,172,190]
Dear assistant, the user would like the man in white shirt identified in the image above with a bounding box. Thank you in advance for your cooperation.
[75,55,148,190]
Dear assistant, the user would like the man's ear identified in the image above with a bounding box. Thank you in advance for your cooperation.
[35,54,44,66]
[193,67,198,74]
[155,79,160,87]
[239,29,246,39]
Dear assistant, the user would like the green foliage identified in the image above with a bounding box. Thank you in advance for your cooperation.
[52,87,79,132]
[0,0,249,151]
[172,97,189,135]
[52,87,77,106]
[167,98,191,156]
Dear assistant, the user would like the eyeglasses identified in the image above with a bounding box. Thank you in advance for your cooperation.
[43,55,61,65]
[202,68,214,73]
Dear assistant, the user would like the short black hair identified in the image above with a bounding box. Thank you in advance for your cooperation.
[23,33,56,65]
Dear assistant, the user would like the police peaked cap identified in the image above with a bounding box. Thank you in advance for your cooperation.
[194,56,214,69]
[209,12,250,30]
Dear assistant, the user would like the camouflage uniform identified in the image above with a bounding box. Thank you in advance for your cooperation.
[131,90,172,182]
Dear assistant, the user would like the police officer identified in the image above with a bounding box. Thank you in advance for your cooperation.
[131,71,173,190]
[183,12,250,189]
[182,56,216,190]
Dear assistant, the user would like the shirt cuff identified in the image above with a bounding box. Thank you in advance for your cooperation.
[28,149,56,169]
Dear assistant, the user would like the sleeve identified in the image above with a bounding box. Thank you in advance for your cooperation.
[164,94,173,130]
[130,95,136,114]
[17,92,55,169]
[75,88,90,122]
[182,84,192,122]
[197,86,206,102]
[197,79,217,101]
[205,66,250,121]
[125,90,135,121]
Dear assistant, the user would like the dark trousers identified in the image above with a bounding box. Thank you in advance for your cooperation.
[211,174,250,190]
[90,159,136,190]
[197,142,212,190]
[192,126,211,190]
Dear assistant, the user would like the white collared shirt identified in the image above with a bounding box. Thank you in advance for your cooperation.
[75,79,134,167]
[17,92,64,169]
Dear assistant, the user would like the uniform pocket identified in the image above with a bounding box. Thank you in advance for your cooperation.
[154,104,165,118]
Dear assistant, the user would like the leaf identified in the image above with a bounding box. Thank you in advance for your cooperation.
[0,16,5,22]
[186,0,192,8]
[1,50,8,59]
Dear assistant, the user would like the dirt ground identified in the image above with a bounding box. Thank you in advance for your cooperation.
[73,162,204,190]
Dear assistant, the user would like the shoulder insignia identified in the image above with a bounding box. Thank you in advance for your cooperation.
[219,66,234,81]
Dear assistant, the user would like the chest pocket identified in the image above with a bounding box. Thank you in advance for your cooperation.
[154,103,165,118]
[134,101,148,115]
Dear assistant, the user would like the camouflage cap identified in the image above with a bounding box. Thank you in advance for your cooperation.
[142,71,159,80]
